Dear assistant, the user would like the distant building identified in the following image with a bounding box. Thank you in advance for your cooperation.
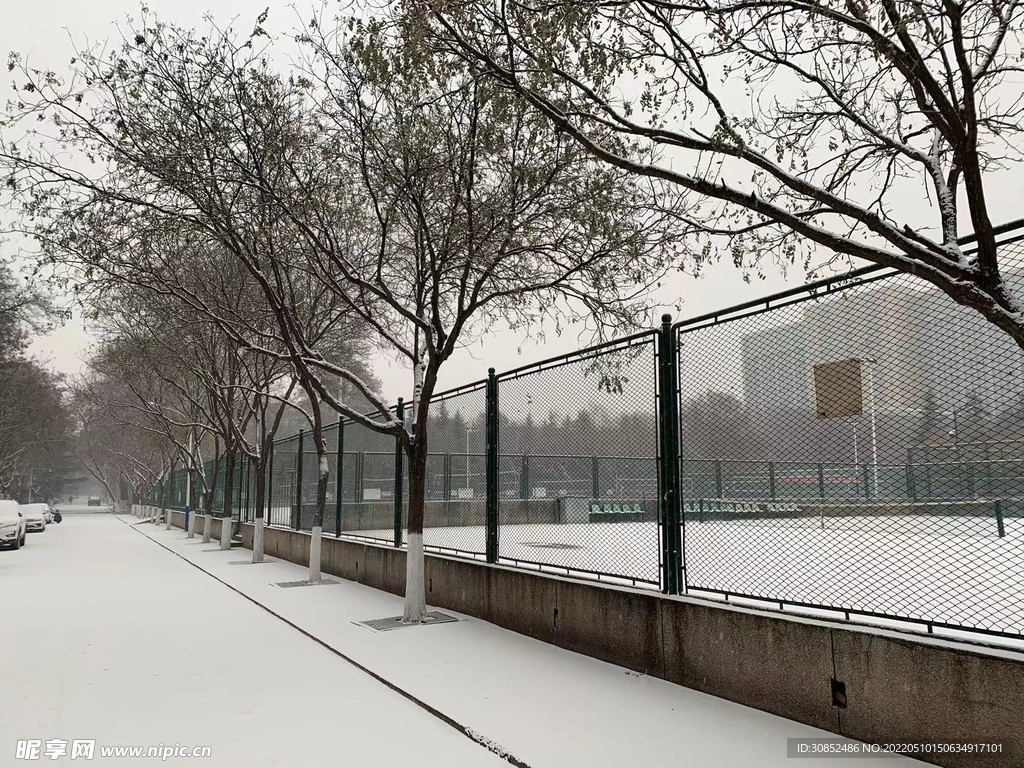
[741,277,1024,417]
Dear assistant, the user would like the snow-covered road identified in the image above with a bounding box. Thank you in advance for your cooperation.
[0,513,930,767]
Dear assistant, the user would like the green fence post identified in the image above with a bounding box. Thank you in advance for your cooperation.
[355,452,363,503]
[485,369,500,564]
[768,462,776,500]
[715,460,723,499]
[657,315,683,595]
[862,463,871,500]
[267,440,274,526]
[236,457,244,520]
[443,453,452,502]
[591,456,600,500]
[292,430,303,532]
[294,429,304,530]
[335,420,344,537]
[520,455,529,500]
[244,456,251,522]
[817,463,826,499]
[394,399,405,548]
[995,500,1005,538]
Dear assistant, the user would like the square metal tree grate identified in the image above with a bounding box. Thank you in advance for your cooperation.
[358,611,459,632]
[274,579,339,588]
[227,559,275,566]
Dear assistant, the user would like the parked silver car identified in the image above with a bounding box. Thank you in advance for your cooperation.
[21,503,48,533]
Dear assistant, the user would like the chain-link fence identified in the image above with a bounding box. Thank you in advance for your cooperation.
[495,332,662,586]
[155,219,1024,642]
[676,223,1024,638]
[417,382,489,558]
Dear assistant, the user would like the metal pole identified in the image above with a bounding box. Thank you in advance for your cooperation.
[393,399,405,548]
[334,420,344,537]
[184,429,194,535]
[295,429,304,530]
[267,439,275,526]
[657,314,683,595]
[485,369,499,563]
[466,427,472,495]
[244,455,251,523]
[868,362,878,497]
[236,457,243,520]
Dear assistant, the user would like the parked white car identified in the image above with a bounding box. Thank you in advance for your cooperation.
[22,503,48,533]
[0,500,27,550]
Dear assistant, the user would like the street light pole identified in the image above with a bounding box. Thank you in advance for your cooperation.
[465,426,475,496]
[865,360,879,497]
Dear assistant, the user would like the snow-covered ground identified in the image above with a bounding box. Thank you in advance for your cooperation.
[1,512,932,766]
[0,515,510,767]
[141,517,934,768]
[338,515,1024,640]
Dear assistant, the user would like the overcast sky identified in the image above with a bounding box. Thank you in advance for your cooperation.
[6,1,1024,405]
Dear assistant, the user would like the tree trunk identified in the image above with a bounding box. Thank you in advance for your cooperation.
[160,477,169,530]
[185,465,196,538]
[202,489,213,543]
[252,450,267,563]
[221,450,235,551]
[309,426,330,582]
[402,437,429,623]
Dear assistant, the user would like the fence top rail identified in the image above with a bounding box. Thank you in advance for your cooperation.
[430,377,489,402]
[672,218,1024,334]
[497,329,657,382]
[681,457,1024,470]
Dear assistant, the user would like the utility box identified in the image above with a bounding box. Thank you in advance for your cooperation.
[559,497,590,524]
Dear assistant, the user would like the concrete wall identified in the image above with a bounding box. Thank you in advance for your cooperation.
[172,516,1023,768]
[168,510,228,540]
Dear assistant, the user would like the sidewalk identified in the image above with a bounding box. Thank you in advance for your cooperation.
[127,518,926,767]
[1,514,511,767]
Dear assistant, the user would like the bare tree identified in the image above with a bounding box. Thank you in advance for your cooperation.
[0,11,681,616]
[0,359,72,500]
[420,0,1024,344]
[276,17,683,619]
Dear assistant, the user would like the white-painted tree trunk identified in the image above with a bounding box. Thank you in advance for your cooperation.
[186,508,196,538]
[165,508,172,530]
[309,525,323,582]
[402,532,427,623]
[202,512,212,543]
[220,516,232,550]
[402,341,428,624]
[252,517,265,563]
